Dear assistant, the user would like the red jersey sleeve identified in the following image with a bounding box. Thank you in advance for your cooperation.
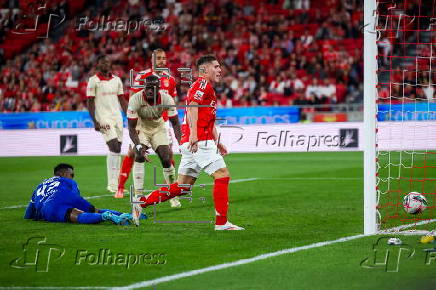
[187,78,208,104]
[169,76,177,98]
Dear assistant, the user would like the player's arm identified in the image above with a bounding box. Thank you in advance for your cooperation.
[117,78,128,113]
[166,95,181,144]
[118,95,128,114]
[213,125,228,156]
[86,99,100,131]
[128,118,149,160]
[24,192,36,219]
[169,115,181,144]
[126,97,149,158]
[86,78,100,131]
[69,179,97,213]
[128,118,141,146]
[187,101,199,152]
[24,201,36,219]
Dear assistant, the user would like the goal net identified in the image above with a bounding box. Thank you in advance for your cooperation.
[365,0,436,235]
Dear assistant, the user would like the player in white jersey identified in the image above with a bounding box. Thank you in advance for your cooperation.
[116,49,181,208]
[127,74,181,199]
[86,55,128,193]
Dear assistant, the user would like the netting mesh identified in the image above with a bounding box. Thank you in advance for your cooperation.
[375,0,436,232]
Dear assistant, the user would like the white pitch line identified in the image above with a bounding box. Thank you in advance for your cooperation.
[380,219,436,234]
[112,233,366,290]
[0,286,105,290]
[1,177,360,210]
[0,194,114,210]
[0,233,367,290]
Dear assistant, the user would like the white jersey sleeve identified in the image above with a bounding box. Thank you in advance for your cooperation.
[117,77,124,96]
[86,76,96,98]
[127,91,141,119]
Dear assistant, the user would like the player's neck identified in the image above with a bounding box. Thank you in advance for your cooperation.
[199,74,211,83]
[99,71,111,78]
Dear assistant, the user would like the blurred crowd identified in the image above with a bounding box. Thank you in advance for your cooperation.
[0,0,364,112]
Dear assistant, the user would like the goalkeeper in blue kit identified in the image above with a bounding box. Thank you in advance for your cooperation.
[24,163,134,225]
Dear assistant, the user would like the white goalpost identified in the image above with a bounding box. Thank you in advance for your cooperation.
[363,0,378,235]
[364,0,436,235]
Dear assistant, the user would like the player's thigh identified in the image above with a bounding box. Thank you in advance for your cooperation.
[149,126,169,152]
[178,143,202,178]
[41,203,71,223]
[155,145,172,165]
[115,120,123,142]
[137,130,152,149]
[194,141,226,176]
[68,208,85,223]
[100,121,120,143]
[164,121,175,146]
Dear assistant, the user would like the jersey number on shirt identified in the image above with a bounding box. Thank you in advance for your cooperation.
[36,181,60,198]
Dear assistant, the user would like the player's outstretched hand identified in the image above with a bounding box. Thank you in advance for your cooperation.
[217,143,228,156]
[189,135,198,153]
[135,144,151,162]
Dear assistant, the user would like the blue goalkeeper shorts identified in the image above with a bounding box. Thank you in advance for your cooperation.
[41,202,72,223]
[40,197,93,223]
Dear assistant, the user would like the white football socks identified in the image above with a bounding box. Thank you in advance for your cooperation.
[107,152,121,189]
[133,161,145,195]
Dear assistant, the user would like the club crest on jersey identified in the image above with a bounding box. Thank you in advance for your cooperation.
[194,90,204,101]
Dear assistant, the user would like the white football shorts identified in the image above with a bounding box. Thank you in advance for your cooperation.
[178,140,226,178]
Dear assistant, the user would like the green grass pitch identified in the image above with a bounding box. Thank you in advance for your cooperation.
[0,152,435,289]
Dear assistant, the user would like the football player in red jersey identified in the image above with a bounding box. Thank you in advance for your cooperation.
[116,49,181,209]
[131,55,244,230]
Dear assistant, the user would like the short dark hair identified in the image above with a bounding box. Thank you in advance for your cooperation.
[54,163,74,176]
[145,74,160,88]
[196,54,217,68]
[152,48,165,55]
[96,55,106,63]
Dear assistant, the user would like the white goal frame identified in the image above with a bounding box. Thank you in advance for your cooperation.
[363,0,378,235]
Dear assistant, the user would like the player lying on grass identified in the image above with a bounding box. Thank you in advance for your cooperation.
[131,55,244,231]
[24,163,134,225]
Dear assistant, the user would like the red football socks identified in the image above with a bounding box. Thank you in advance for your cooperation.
[140,183,190,207]
[213,177,230,225]
[118,155,134,190]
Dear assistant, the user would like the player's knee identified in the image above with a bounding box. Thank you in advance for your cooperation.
[68,208,84,223]
[161,157,172,168]
[213,167,230,179]
[114,143,121,153]
[108,140,121,153]
[128,146,135,158]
